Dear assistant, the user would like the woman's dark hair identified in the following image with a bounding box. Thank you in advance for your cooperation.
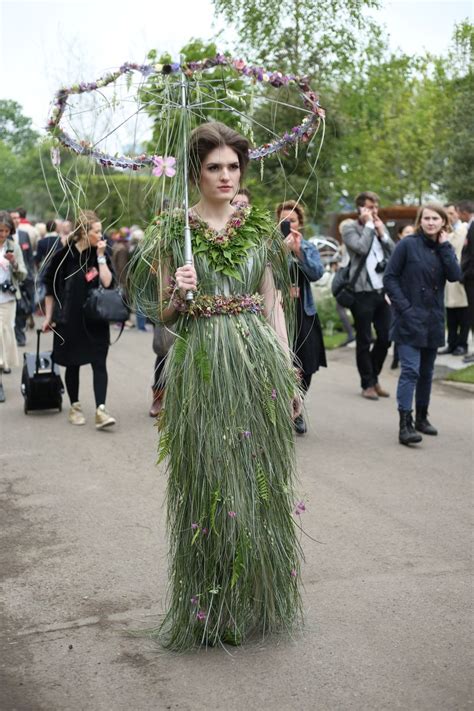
[414,203,450,233]
[46,219,57,232]
[71,210,100,242]
[188,122,250,184]
[275,200,305,228]
[0,210,15,236]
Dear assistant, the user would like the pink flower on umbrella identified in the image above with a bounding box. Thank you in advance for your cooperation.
[196,609,207,621]
[228,511,237,518]
[152,155,176,178]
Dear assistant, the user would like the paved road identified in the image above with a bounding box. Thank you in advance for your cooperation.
[1,326,472,711]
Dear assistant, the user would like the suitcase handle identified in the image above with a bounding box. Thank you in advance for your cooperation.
[35,328,57,375]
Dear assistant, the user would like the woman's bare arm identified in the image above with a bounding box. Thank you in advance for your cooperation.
[259,265,290,358]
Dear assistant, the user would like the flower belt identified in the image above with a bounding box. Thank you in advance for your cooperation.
[172,292,264,318]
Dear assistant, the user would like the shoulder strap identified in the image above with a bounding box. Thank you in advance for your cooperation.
[349,233,375,287]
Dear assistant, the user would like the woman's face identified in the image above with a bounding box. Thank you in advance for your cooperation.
[199,145,241,203]
[420,209,444,237]
[0,224,10,243]
[87,222,103,246]
[279,209,301,231]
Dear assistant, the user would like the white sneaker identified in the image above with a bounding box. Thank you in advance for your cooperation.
[95,404,116,430]
[68,402,86,426]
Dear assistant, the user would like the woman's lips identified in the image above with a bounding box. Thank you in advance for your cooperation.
[218,186,231,191]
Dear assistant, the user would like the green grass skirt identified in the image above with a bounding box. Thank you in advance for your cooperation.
[153,310,303,650]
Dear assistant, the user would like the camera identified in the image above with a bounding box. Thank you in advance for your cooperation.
[375,259,387,274]
[1,281,16,295]
[280,220,292,238]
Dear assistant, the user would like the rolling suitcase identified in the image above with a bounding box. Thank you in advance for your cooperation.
[21,329,63,414]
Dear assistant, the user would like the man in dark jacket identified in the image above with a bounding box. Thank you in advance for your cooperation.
[341,191,395,400]
[457,200,474,363]
[10,210,35,346]
[35,220,61,270]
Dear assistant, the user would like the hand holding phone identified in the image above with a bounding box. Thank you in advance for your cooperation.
[280,220,292,238]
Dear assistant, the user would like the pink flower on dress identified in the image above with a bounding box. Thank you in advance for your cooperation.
[271,389,277,400]
[228,511,237,518]
[191,522,199,530]
[190,596,199,605]
[294,501,306,515]
[152,155,176,178]
[196,609,207,621]
[291,569,297,578]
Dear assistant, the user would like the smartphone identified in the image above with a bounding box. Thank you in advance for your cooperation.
[280,220,292,238]
[5,242,14,253]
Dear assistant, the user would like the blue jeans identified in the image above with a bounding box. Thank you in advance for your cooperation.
[136,310,147,330]
[396,344,437,411]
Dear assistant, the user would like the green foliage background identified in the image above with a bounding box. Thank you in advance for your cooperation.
[0,9,472,228]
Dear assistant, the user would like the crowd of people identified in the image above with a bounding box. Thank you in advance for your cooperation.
[0,195,473,436]
[0,129,472,649]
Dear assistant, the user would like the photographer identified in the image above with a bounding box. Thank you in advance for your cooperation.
[0,211,27,399]
[276,200,326,435]
[384,203,461,445]
[341,191,395,400]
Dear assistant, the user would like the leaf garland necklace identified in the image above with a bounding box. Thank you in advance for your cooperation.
[161,206,272,281]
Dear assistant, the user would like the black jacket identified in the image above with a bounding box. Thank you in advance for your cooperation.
[16,229,34,278]
[461,222,474,282]
[383,231,462,348]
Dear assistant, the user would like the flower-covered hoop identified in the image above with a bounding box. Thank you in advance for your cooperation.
[47,54,325,171]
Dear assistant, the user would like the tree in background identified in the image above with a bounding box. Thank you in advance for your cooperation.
[440,21,474,202]
[213,0,381,78]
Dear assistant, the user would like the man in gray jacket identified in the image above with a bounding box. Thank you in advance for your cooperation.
[341,191,395,400]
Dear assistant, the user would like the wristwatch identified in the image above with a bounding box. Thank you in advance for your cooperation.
[97,256,107,265]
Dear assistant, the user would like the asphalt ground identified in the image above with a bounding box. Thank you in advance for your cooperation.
[1,326,472,711]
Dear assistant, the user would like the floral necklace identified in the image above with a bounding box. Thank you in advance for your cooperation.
[189,206,250,245]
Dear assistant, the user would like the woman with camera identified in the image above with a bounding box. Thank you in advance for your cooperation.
[42,210,116,429]
[383,203,461,445]
[275,200,326,435]
[0,211,27,401]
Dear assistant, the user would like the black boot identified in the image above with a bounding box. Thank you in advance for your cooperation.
[415,406,438,435]
[399,410,422,445]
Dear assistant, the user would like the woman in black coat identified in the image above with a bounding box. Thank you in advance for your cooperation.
[383,203,461,445]
[42,211,116,429]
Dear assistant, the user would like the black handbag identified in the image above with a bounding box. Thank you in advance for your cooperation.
[332,235,374,308]
[83,285,130,323]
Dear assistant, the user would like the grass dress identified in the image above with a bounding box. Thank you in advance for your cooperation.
[130,205,303,649]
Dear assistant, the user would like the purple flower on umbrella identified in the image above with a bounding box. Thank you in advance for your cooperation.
[291,569,297,578]
[241,430,251,439]
[294,501,306,515]
[202,527,209,535]
[228,511,237,518]
[271,389,277,400]
[190,596,199,605]
[196,609,207,621]
[152,155,176,178]
[191,522,199,530]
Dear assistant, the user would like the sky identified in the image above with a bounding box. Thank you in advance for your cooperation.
[0,0,472,136]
